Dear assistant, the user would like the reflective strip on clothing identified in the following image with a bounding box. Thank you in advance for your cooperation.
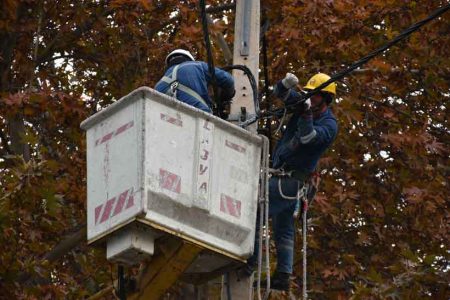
[300,129,317,144]
[161,64,209,108]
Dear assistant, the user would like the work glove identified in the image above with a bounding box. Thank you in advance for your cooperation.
[302,98,311,111]
[216,87,235,119]
[298,99,312,116]
[217,86,235,103]
[281,72,299,89]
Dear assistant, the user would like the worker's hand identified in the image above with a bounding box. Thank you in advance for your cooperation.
[303,99,311,111]
[298,99,311,115]
[281,73,299,89]
[218,86,235,102]
[216,87,235,119]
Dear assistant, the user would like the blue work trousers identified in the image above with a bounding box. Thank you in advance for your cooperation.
[249,176,302,274]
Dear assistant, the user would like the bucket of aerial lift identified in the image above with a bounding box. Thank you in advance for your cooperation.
[81,87,263,267]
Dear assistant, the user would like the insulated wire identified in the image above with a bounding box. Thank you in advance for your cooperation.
[199,0,219,108]
[260,3,450,120]
[221,65,260,117]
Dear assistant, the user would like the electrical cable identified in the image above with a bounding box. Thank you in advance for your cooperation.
[221,64,260,118]
[199,0,219,109]
[260,3,450,120]
[286,3,449,112]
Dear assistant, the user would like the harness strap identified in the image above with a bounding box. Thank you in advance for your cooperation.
[161,64,209,108]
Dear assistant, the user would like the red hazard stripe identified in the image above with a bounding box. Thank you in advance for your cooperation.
[126,190,134,208]
[161,113,183,127]
[112,189,129,217]
[100,197,116,223]
[159,168,181,194]
[95,205,103,224]
[220,193,241,218]
[95,121,134,146]
[115,121,134,136]
[93,187,135,225]
[100,132,114,144]
[225,140,246,153]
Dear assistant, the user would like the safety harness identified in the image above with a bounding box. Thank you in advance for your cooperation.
[161,63,210,109]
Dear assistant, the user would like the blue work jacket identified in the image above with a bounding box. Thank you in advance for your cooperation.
[272,84,338,173]
[155,61,234,113]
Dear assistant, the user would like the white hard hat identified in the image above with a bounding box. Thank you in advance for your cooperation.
[165,49,195,65]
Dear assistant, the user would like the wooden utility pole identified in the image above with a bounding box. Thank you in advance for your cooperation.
[223,0,260,299]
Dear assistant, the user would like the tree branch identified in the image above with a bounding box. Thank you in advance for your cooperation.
[87,284,115,300]
[18,224,86,284]
[8,114,30,161]
[36,8,114,66]
[0,127,12,155]
[361,95,412,117]
[207,15,233,64]
[42,224,86,262]
[144,3,236,41]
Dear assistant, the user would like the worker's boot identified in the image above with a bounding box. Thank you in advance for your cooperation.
[258,271,290,291]
[271,271,290,291]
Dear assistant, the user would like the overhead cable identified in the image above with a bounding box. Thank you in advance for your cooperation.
[199,0,219,108]
[264,3,450,120]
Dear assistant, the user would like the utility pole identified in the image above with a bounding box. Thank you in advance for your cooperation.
[228,0,260,133]
[223,0,260,299]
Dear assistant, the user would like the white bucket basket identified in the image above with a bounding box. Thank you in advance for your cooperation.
[81,87,264,263]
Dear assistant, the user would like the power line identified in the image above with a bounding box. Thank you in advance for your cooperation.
[199,0,219,109]
[263,3,450,120]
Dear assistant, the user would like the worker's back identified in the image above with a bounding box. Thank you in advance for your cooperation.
[155,60,235,114]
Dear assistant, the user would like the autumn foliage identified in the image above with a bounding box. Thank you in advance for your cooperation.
[0,0,449,299]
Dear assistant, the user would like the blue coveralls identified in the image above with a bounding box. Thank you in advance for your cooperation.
[251,82,338,274]
[155,61,235,113]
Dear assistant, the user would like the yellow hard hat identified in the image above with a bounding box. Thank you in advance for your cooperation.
[303,73,336,96]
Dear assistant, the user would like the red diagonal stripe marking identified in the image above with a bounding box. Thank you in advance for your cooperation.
[100,197,116,223]
[95,205,103,224]
[112,190,129,217]
[126,188,135,209]
[160,169,181,194]
[225,140,246,153]
[160,113,182,127]
[226,197,237,217]
[220,194,241,218]
[100,132,114,144]
[115,121,134,136]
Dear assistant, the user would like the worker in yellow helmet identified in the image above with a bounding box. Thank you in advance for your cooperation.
[243,73,338,291]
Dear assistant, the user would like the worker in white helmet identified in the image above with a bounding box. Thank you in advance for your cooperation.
[155,49,235,115]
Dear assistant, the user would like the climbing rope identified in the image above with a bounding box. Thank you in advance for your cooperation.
[302,198,308,300]
[300,173,320,299]
[256,136,271,300]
